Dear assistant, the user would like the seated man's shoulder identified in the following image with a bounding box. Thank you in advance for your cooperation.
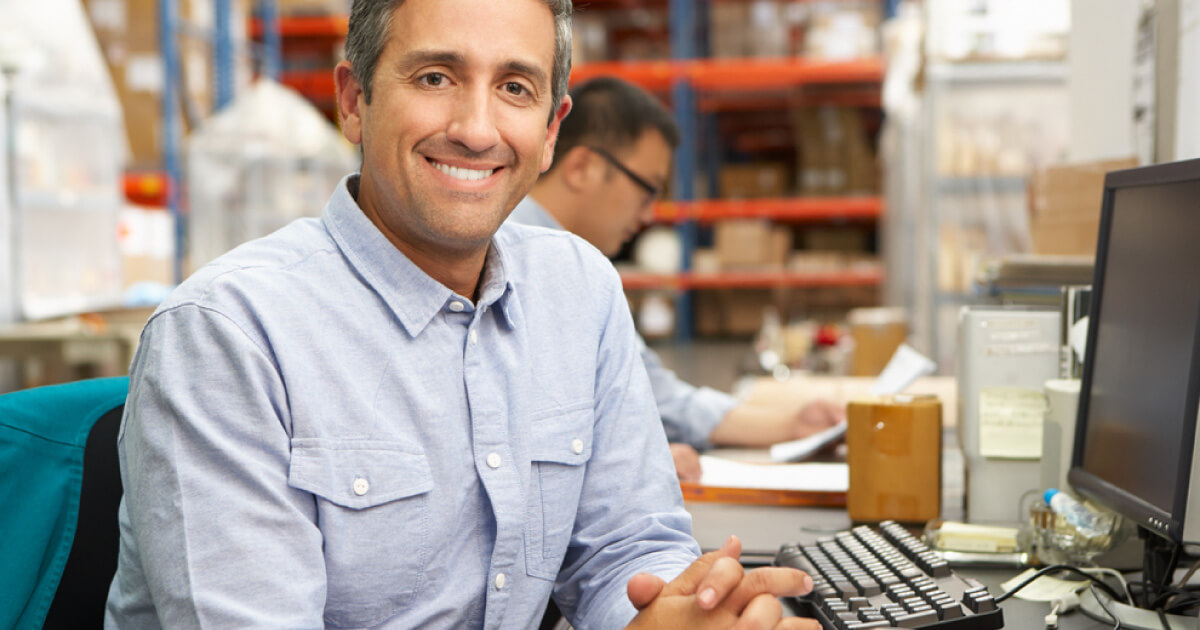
[496,222,617,284]
[159,218,337,313]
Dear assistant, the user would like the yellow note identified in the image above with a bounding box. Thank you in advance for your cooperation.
[979,387,1044,459]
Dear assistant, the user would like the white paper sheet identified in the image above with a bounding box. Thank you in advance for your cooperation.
[699,456,848,492]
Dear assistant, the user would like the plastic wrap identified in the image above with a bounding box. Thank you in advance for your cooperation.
[186,79,358,269]
[0,0,127,320]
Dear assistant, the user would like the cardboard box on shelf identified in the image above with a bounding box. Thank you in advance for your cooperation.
[803,226,869,252]
[719,163,789,199]
[83,0,250,168]
[1029,157,1138,256]
[710,2,750,58]
[724,289,779,337]
[693,290,726,337]
[714,219,772,269]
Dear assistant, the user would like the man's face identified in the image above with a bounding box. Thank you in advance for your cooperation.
[341,0,569,260]
[578,130,672,257]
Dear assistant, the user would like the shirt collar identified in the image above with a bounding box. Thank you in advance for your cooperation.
[322,174,517,336]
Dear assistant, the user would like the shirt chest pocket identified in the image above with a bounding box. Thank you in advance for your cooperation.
[288,439,434,628]
[525,405,594,581]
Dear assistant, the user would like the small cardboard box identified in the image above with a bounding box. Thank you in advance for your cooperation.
[847,395,942,523]
[1029,157,1138,256]
[719,163,789,199]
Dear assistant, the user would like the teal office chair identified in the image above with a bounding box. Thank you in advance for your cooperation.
[0,377,129,630]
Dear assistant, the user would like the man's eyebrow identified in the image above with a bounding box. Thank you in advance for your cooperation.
[396,49,550,89]
[503,60,549,89]
[396,49,467,70]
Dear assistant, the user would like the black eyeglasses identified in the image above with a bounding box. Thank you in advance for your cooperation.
[585,146,661,203]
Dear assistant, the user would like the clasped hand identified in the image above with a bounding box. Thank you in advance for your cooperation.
[625,536,820,629]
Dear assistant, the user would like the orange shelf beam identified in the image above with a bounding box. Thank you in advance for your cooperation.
[250,15,348,38]
[653,197,883,223]
[570,57,883,92]
[685,269,883,289]
[569,60,681,91]
[619,268,883,290]
[688,57,885,90]
[280,70,336,104]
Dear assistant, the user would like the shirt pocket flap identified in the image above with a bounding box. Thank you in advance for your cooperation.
[288,439,434,510]
[529,405,594,466]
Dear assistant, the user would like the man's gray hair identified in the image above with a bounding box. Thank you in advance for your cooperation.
[345,0,573,123]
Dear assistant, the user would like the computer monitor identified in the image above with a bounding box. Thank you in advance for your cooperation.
[1068,157,1200,627]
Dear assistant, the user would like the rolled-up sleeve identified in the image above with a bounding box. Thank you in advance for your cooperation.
[110,305,326,629]
[552,271,701,629]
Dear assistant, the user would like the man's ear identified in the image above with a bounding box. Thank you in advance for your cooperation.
[335,60,364,145]
[540,95,573,173]
[557,145,603,193]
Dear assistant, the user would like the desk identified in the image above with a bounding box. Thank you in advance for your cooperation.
[0,310,149,387]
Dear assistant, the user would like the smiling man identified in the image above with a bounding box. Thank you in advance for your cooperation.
[103,1,814,628]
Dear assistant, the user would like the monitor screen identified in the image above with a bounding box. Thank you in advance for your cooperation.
[1071,161,1200,543]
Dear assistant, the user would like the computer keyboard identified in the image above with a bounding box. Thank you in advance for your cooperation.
[775,521,1004,629]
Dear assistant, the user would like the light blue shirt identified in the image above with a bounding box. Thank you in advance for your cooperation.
[510,197,737,449]
[106,176,699,629]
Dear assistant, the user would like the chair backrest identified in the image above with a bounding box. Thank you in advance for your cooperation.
[0,377,129,630]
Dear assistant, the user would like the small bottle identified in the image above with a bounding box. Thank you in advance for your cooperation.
[1044,488,1113,538]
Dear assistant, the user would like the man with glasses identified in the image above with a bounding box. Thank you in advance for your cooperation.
[511,77,845,483]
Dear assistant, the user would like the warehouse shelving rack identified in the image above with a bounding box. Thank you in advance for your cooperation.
[156,0,282,283]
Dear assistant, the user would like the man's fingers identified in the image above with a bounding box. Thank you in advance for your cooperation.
[775,617,822,630]
[626,573,666,611]
[732,593,783,630]
[695,556,744,610]
[724,567,813,612]
[660,535,742,597]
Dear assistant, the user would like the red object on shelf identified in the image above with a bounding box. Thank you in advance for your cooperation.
[249,16,348,38]
[123,171,170,207]
[652,197,883,223]
[619,268,883,290]
[569,60,681,91]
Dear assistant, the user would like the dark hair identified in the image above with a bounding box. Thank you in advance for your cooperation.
[548,76,680,172]
[345,0,572,122]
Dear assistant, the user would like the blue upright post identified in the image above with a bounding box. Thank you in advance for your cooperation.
[260,0,282,80]
[159,0,184,283]
[670,0,697,342]
[214,0,235,109]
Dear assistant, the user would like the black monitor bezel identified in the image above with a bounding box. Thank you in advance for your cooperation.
[1067,157,1200,545]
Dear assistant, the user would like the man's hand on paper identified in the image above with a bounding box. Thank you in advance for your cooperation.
[789,400,845,441]
[670,443,703,483]
[625,536,819,630]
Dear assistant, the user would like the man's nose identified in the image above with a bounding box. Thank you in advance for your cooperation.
[446,87,502,154]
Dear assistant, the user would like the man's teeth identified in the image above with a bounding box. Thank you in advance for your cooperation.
[433,161,494,181]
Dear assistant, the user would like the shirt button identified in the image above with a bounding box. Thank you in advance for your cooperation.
[469,329,478,345]
[352,477,369,496]
[449,301,465,312]
[572,438,584,454]
[495,573,507,590]
[486,452,502,469]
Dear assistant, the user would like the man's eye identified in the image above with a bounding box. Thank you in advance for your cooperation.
[420,73,447,87]
[504,82,529,96]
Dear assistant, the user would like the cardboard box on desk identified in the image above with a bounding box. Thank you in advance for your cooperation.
[1029,157,1137,256]
[847,396,942,524]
